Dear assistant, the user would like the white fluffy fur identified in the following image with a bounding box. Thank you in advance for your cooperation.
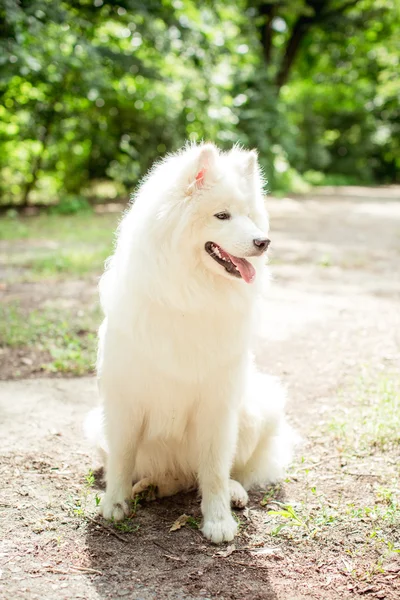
[85,142,294,543]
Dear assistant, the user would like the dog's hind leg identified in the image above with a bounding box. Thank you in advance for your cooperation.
[233,372,295,491]
[132,476,189,499]
[229,479,248,508]
[132,477,155,497]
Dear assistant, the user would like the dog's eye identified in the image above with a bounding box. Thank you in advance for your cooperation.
[214,212,231,220]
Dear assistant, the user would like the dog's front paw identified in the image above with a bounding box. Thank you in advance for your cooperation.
[202,513,238,544]
[99,495,131,521]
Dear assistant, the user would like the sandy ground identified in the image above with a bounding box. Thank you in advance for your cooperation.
[1,188,400,599]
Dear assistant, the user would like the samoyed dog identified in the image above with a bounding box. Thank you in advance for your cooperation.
[85,142,294,543]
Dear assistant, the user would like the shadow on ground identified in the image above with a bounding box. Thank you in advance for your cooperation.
[85,489,280,600]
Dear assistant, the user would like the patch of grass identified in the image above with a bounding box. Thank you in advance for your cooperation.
[5,242,112,281]
[85,469,96,488]
[186,516,200,529]
[0,302,101,375]
[318,254,332,267]
[267,488,341,539]
[263,370,400,581]
[0,303,46,347]
[113,519,140,534]
[1,212,119,282]
[70,469,98,517]
[0,212,119,244]
[260,484,282,506]
[329,371,400,454]
[26,247,111,279]
[265,485,400,546]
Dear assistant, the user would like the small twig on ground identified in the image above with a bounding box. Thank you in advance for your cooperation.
[152,540,184,562]
[341,556,353,574]
[153,540,175,553]
[186,525,204,540]
[226,559,273,570]
[46,568,71,575]
[71,565,103,575]
[45,566,103,576]
[343,472,382,478]
[86,515,128,543]
[294,456,336,471]
[163,553,183,562]
[1,555,16,566]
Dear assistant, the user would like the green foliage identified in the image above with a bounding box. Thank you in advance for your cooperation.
[329,371,400,454]
[0,211,118,242]
[112,519,140,533]
[49,195,92,215]
[25,247,110,279]
[0,0,399,205]
[0,302,100,375]
[0,211,116,283]
[186,516,200,529]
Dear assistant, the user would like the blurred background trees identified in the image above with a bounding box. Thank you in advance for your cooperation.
[1,0,399,208]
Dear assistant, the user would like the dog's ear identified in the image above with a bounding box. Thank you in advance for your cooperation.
[243,150,258,179]
[229,147,259,181]
[188,143,219,192]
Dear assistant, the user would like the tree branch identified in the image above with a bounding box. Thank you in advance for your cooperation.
[321,0,361,21]
[274,0,361,91]
[275,13,311,90]
[257,2,276,65]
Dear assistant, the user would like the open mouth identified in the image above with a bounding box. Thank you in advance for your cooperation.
[205,242,256,284]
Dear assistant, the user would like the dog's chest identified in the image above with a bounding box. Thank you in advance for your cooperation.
[137,307,250,380]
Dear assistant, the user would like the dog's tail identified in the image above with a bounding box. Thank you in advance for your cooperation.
[234,371,301,489]
[83,406,108,463]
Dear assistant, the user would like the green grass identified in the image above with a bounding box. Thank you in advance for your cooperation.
[26,247,111,278]
[329,371,400,454]
[70,469,99,518]
[0,213,117,374]
[0,302,101,375]
[263,482,400,583]
[266,487,342,539]
[262,369,400,581]
[318,254,332,268]
[266,485,399,540]
[0,212,119,281]
[113,519,140,533]
[186,516,200,529]
[0,212,119,243]
[260,484,282,506]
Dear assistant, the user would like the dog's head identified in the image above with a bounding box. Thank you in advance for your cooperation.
[128,143,270,309]
[177,143,270,285]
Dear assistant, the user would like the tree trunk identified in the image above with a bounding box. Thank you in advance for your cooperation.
[275,15,311,90]
[21,119,53,207]
[258,2,276,64]
[274,0,362,92]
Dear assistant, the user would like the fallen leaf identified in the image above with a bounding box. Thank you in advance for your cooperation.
[384,556,400,573]
[243,507,251,520]
[217,544,235,558]
[250,547,284,560]
[359,585,377,595]
[169,514,189,532]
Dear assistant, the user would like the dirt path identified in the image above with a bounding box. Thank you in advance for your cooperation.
[1,189,399,600]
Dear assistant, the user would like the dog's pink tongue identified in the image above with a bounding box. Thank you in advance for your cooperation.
[229,255,256,284]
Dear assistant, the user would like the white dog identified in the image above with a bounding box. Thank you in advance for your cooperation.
[85,142,293,543]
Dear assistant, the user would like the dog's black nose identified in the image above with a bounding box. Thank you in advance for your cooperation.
[253,238,270,253]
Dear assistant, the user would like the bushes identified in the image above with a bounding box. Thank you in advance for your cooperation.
[0,0,398,207]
